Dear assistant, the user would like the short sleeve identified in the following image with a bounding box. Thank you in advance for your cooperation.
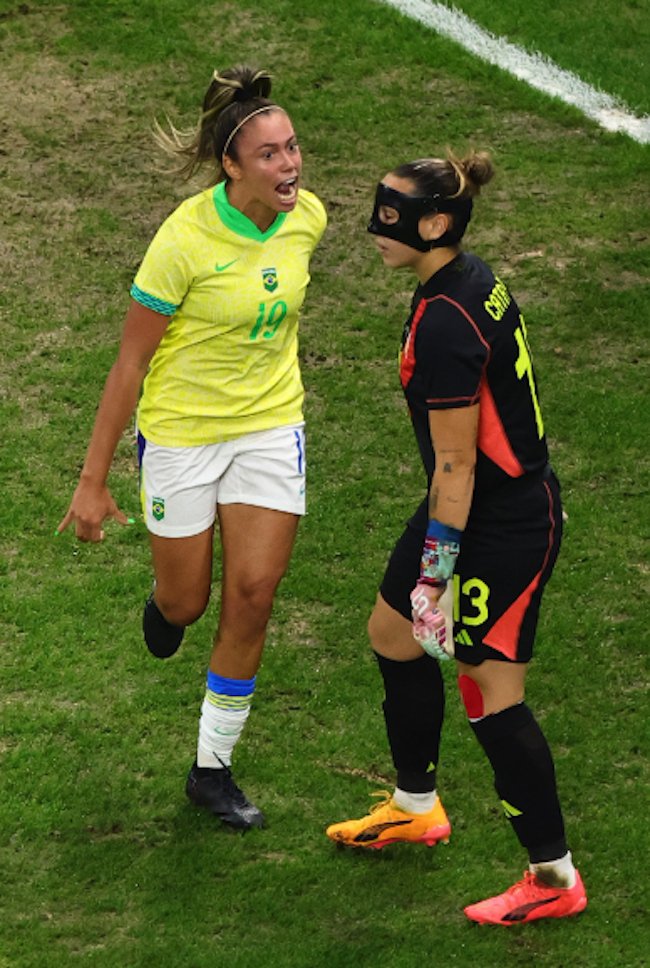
[416,297,489,409]
[298,189,327,252]
[131,211,192,315]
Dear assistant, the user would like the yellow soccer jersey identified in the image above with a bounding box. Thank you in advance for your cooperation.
[132,182,327,445]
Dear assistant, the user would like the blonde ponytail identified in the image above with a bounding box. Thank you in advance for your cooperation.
[153,65,278,183]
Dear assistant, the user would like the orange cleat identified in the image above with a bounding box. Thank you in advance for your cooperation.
[326,791,451,850]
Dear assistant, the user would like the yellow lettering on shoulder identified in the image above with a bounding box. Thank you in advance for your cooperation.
[484,276,512,321]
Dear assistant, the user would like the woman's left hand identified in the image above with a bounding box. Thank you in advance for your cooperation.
[410,581,453,660]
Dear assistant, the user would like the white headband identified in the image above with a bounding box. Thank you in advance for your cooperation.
[222,105,283,158]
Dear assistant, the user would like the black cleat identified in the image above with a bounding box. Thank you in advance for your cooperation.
[142,594,185,659]
[185,761,265,830]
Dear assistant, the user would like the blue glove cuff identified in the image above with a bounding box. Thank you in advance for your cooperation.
[420,519,463,585]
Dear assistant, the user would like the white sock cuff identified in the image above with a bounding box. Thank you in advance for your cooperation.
[393,787,438,814]
[530,850,576,888]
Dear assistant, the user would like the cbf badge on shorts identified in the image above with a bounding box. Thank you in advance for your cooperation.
[152,497,165,522]
[262,267,278,292]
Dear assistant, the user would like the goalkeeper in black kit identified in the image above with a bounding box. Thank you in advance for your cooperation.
[325,150,587,927]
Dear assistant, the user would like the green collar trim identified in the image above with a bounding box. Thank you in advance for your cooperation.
[213,181,287,242]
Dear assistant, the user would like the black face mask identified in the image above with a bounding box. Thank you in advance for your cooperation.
[367,182,472,251]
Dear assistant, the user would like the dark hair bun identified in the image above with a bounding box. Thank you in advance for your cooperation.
[461,151,494,189]
[229,65,273,102]
[153,64,277,183]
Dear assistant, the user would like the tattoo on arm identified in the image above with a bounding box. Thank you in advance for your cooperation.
[443,462,453,473]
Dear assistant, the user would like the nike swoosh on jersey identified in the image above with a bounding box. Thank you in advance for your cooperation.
[215,259,238,272]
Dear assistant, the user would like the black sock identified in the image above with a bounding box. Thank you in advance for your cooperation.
[142,594,185,659]
[375,652,445,793]
[471,703,567,862]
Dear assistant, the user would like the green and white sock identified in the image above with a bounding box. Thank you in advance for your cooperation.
[196,671,256,769]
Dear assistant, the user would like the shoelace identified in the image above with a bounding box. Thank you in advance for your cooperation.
[368,790,397,813]
[212,756,248,805]
[505,872,543,898]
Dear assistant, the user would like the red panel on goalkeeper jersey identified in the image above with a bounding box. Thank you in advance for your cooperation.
[399,253,549,500]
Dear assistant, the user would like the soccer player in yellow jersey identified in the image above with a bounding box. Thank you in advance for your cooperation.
[58,66,327,829]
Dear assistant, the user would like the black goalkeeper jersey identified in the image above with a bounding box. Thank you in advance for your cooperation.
[400,253,549,506]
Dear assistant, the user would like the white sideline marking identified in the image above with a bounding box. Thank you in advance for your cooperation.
[379,0,650,144]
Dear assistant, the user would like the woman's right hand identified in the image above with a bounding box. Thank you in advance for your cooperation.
[55,301,168,543]
[57,479,129,542]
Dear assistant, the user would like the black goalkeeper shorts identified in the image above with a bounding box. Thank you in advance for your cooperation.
[379,468,563,665]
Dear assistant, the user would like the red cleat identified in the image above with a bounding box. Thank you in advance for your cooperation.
[464,870,587,926]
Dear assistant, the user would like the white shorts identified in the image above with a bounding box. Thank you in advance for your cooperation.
[139,424,306,537]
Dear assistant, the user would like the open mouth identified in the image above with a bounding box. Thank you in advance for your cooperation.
[276,177,298,202]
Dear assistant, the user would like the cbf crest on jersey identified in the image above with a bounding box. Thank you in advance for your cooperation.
[262,267,278,292]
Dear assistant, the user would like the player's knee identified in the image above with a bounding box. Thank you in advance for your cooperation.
[234,573,281,619]
[157,590,210,628]
[368,602,421,659]
[457,670,525,719]
[367,606,386,652]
